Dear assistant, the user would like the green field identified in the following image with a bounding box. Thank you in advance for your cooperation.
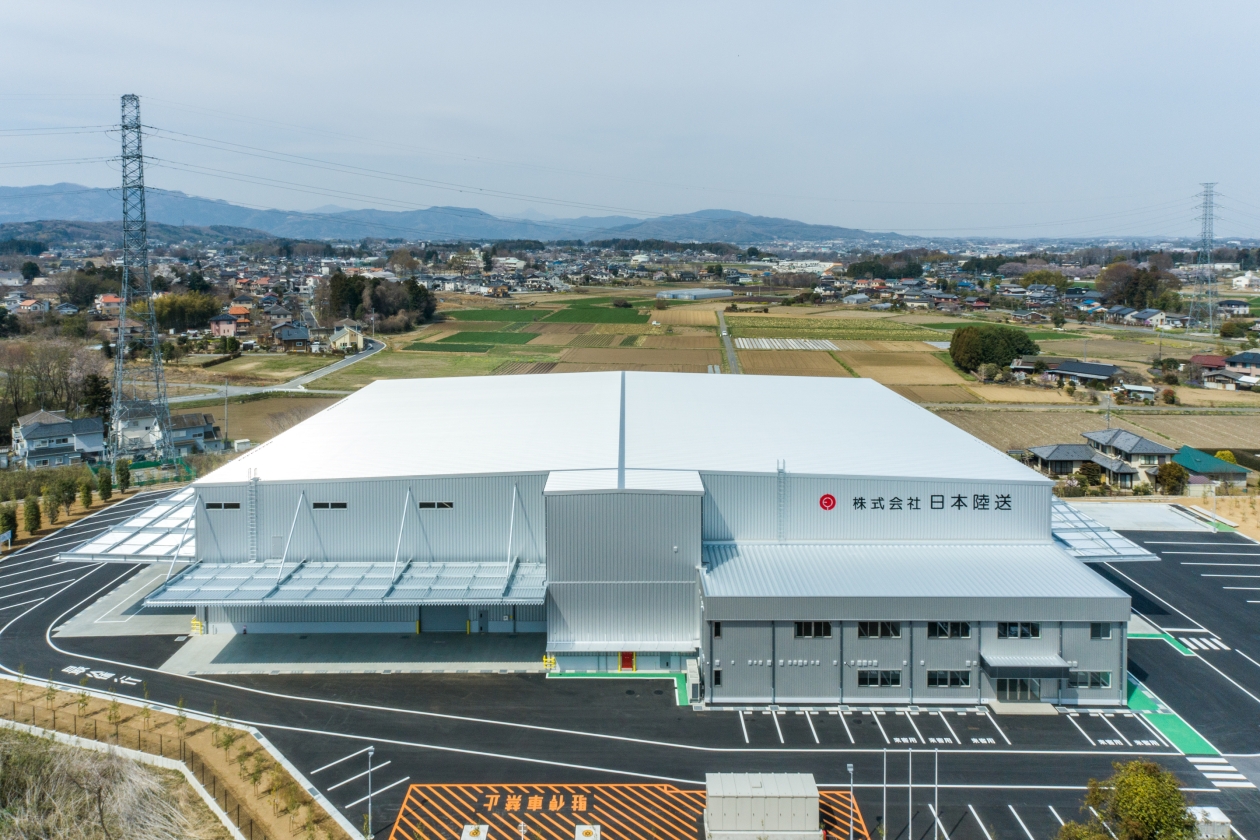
[445,309,548,321]
[543,307,651,324]
[438,331,536,345]
[405,342,491,353]
[919,322,1068,341]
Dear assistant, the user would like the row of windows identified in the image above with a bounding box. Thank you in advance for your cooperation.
[312,502,347,510]
[712,669,1111,691]
[794,622,832,638]
[928,622,970,639]
[204,501,457,511]
[858,622,901,639]
[204,502,241,510]
[1068,671,1112,688]
[714,621,1111,640]
[418,501,454,509]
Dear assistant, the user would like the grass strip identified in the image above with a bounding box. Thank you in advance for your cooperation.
[404,343,491,353]
[829,352,859,377]
[438,331,536,345]
[546,671,688,706]
[446,309,547,321]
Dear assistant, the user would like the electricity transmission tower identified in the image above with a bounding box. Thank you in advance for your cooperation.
[109,94,174,472]
[1187,182,1217,335]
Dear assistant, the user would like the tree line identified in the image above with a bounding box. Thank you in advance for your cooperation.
[316,271,436,331]
[0,341,110,443]
[949,324,1040,371]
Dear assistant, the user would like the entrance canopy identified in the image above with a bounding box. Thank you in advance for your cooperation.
[980,651,1070,679]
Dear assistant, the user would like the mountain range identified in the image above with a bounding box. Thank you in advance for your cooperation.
[0,184,908,245]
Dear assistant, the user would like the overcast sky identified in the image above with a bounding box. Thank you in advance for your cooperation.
[5,1,1259,239]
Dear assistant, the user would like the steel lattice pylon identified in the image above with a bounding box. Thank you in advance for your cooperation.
[1187,182,1217,335]
[109,94,174,472]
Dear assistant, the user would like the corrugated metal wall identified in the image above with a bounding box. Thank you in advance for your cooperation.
[208,604,416,623]
[705,595,1129,622]
[701,473,1051,543]
[197,474,547,564]
[546,492,701,648]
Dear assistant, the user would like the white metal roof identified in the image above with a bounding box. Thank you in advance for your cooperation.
[706,773,818,800]
[1051,500,1158,561]
[144,559,546,607]
[979,652,1070,669]
[700,542,1127,601]
[544,469,705,494]
[197,373,1049,486]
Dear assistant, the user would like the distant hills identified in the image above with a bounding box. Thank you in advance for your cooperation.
[0,219,271,247]
[0,184,905,245]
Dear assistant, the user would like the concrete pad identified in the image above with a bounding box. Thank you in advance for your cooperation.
[986,700,1059,716]
[1127,613,1161,636]
[1066,502,1212,532]
[158,631,548,675]
[54,564,195,638]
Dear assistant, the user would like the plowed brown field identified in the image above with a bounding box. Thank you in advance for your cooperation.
[737,350,850,376]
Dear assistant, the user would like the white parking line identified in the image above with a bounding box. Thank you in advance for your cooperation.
[0,569,85,591]
[1090,807,1118,838]
[344,776,410,809]
[1008,805,1035,840]
[1182,563,1260,567]
[871,712,890,744]
[936,711,961,744]
[312,747,373,775]
[770,711,784,744]
[804,711,819,744]
[1048,805,1064,826]
[1095,713,1131,746]
[967,804,994,840]
[738,710,748,744]
[928,804,952,840]
[0,578,84,602]
[1132,713,1172,750]
[327,760,391,791]
[0,597,47,611]
[982,712,1011,746]
[838,710,854,744]
[903,711,925,744]
[1066,714,1095,746]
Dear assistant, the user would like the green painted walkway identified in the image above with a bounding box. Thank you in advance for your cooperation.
[1126,675,1218,755]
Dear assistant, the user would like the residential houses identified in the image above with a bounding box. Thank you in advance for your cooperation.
[1172,447,1248,491]
[1029,428,1176,489]
[10,410,104,469]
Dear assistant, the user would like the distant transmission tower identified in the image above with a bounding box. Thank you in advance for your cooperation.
[1187,182,1217,335]
[109,94,174,472]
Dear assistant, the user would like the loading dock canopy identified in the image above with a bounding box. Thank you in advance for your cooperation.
[143,559,546,607]
[1051,500,1157,561]
[58,487,196,564]
[980,651,1071,679]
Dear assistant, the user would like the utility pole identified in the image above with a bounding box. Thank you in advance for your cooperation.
[109,94,173,476]
[847,763,855,840]
[366,746,374,838]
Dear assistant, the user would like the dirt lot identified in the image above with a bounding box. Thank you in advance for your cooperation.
[520,322,592,334]
[890,385,981,403]
[965,384,1078,404]
[934,409,1152,452]
[551,362,709,373]
[560,347,722,366]
[839,352,966,385]
[1173,386,1260,408]
[316,347,506,389]
[1126,414,1260,448]
[651,308,718,326]
[1037,337,1205,362]
[640,335,721,349]
[175,353,331,386]
[198,395,342,443]
[526,333,578,346]
[737,350,851,376]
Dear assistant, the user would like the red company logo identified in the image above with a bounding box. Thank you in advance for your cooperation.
[819,493,836,511]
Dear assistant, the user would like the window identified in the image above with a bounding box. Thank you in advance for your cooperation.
[1090,622,1111,640]
[927,670,971,688]
[857,621,901,639]
[1068,671,1112,689]
[928,622,971,639]
[417,501,454,509]
[713,622,721,639]
[858,670,902,688]
[312,502,347,509]
[794,621,832,638]
[997,622,1040,639]
[204,502,241,510]
[712,669,722,687]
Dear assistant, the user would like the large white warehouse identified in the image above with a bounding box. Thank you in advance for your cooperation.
[143,372,1135,706]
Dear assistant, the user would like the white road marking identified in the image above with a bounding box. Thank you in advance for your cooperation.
[1202,773,1248,780]
[327,760,391,791]
[871,711,890,744]
[1090,807,1118,839]
[312,747,373,775]
[771,711,784,744]
[903,710,925,743]
[1182,563,1260,567]
[928,804,952,840]
[0,597,48,612]
[1236,649,1260,671]
[737,710,748,744]
[1008,805,1035,840]
[1096,713,1131,746]
[982,712,1011,746]
[343,775,410,808]
[838,710,854,744]
[804,711,819,744]
[968,804,994,840]
[936,711,961,745]
[1164,551,1260,556]
[0,578,85,602]
[1230,826,1249,840]
[1105,564,1207,631]
[1132,713,1172,750]
[1048,805,1064,826]
[1066,714,1095,746]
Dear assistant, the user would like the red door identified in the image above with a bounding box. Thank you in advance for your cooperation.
[619,651,636,671]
